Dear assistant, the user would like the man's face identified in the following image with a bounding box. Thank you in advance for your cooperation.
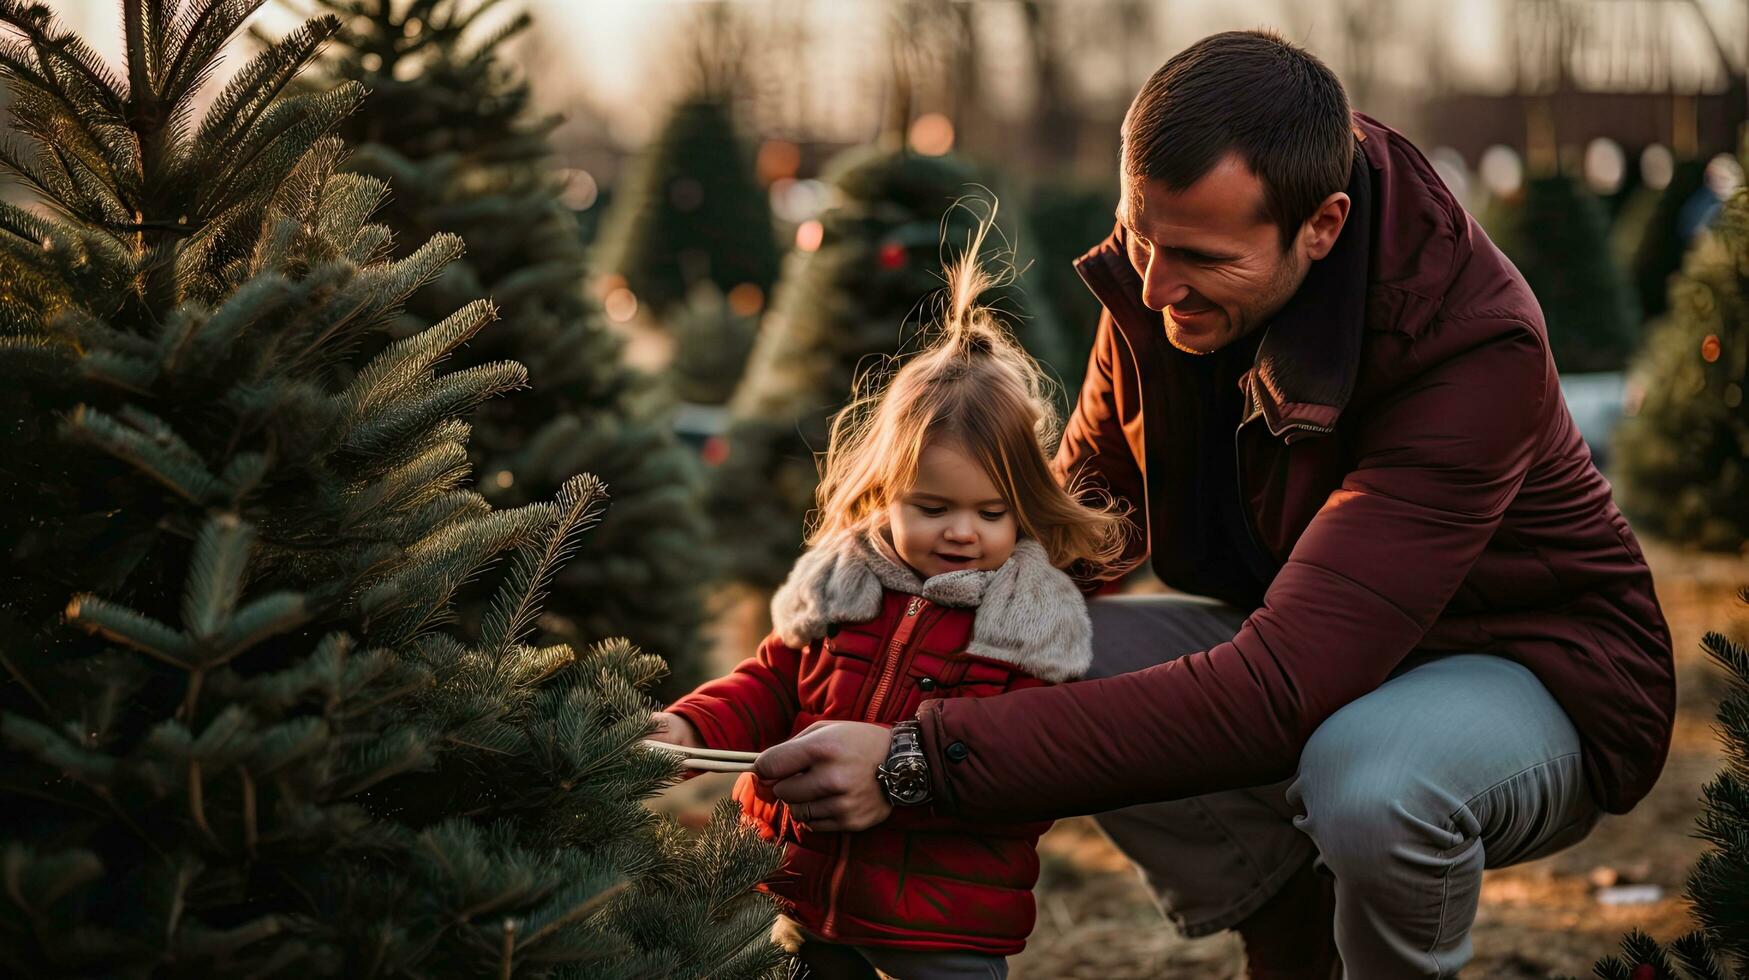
[1117,153,1310,355]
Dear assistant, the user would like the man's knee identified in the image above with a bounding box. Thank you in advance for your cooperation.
[1290,713,1470,881]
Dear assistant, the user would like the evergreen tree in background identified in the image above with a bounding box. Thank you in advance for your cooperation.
[1592,593,1749,980]
[0,3,775,975]
[709,148,1068,589]
[308,0,714,698]
[1629,158,1710,325]
[1613,181,1749,552]
[670,282,761,407]
[1021,179,1121,404]
[1483,173,1641,373]
[590,96,780,317]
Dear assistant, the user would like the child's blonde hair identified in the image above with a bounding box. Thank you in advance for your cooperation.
[807,205,1129,572]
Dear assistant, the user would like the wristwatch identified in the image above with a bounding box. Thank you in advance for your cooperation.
[876,720,932,806]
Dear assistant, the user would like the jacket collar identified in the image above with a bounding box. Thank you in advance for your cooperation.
[769,530,1092,682]
[1072,121,1380,442]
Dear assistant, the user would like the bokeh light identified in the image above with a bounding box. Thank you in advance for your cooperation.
[757,139,802,184]
[770,177,831,224]
[1705,154,1744,199]
[1479,145,1523,198]
[727,282,765,316]
[1583,138,1626,195]
[908,113,955,156]
[560,168,599,210]
[604,286,639,323]
[795,219,824,252]
[1641,144,1675,191]
[1429,147,1471,204]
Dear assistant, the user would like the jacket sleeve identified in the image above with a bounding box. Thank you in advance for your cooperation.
[918,326,1551,821]
[666,630,804,752]
[1053,307,1149,595]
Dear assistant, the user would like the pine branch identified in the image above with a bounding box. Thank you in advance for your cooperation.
[182,514,253,640]
[192,14,340,172]
[480,474,609,665]
[0,1,127,119]
[61,403,220,504]
[341,359,527,457]
[338,295,493,419]
[63,594,190,667]
[161,1,264,106]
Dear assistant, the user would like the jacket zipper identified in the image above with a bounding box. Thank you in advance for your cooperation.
[820,594,927,938]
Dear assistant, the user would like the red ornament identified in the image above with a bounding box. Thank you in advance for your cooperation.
[701,435,730,467]
[878,241,908,270]
[1631,965,1656,980]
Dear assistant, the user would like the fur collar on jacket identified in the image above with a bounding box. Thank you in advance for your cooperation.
[770,529,1092,682]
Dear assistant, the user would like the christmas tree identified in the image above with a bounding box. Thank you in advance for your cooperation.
[1483,173,1641,373]
[0,2,775,974]
[308,0,715,698]
[669,282,761,408]
[1592,594,1749,979]
[1630,158,1710,325]
[1021,178,1121,405]
[590,96,779,317]
[1613,177,1749,551]
[708,148,1068,589]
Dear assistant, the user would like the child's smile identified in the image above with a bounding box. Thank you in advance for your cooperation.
[887,440,1018,579]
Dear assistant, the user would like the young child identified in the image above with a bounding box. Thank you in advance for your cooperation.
[651,237,1127,980]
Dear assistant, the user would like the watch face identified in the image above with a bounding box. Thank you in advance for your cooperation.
[881,759,930,805]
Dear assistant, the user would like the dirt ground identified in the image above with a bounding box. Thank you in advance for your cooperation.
[659,541,1748,978]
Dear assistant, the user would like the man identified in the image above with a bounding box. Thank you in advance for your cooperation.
[756,30,1674,979]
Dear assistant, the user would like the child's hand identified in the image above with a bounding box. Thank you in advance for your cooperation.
[649,711,703,748]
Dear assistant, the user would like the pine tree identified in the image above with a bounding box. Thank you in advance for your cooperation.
[1613,181,1749,552]
[1630,158,1710,325]
[590,96,779,317]
[1021,178,1121,405]
[708,147,1068,589]
[669,281,760,408]
[1483,173,1641,373]
[1592,593,1749,980]
[0,3,776,975]
[307,0,715,699]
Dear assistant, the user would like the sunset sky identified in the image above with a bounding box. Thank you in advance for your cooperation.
[53,0,1747,148]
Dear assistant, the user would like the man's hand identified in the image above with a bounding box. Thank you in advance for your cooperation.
[755,721,895,833]
[648,711,703,748]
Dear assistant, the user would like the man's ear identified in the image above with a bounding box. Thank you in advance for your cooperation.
[1300,191,1351,262]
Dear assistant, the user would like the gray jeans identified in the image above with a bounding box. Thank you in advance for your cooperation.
[1086,594,1601,979]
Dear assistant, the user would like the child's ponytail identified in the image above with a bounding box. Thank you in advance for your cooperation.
[808,199,1131,574]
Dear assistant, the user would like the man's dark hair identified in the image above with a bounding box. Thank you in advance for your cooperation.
[1122,30,1353,249]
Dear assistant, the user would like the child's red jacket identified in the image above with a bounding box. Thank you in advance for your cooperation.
[668,532,1090,956]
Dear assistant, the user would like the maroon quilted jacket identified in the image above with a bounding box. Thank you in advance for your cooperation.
[915,113,1675,820]
[668,534,1088,954]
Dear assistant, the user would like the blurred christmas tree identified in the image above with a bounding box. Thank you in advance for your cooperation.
[308,0,714,698]
[1484,173,1641,373]
[0,2,775,975]
[590,7,778,318]
[1613,178,1749,551]
[669,282,761,408]
[708,148,1068,589]
[1592,594,1749,980]
[1021,179,1121,404]
[1629,158,1710,325]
